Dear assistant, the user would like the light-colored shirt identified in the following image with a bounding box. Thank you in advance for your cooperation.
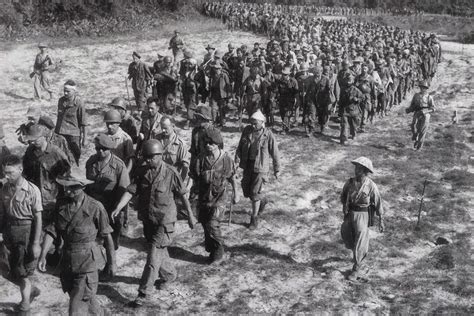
[0,177,43,221]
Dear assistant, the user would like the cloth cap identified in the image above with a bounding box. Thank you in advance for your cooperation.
[38,116,55,130]
[351,157,374,173]
[132,51,141,59]
[24,124,44,141]
[206,44,215,50]
[94,133,116,149]
[194,104,213,121]
[204,129,223,146]
[56,171,93,187]
[419,80,430,88]
[250,110,266,122]
[38,43,48,48]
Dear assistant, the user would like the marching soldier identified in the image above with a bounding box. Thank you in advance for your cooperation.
[340,157,384,281]
[405,80,435,150]
[32,43,54,100]
[169,30,185,64]
[86,134,130,251]
[0,155,43,313]
[316,65,335,134]
[235,110,280,229]
[209,62,232,126]
[22,124,71,227]
[111,140,196,307]
[276,67,298,133]
[109,97,139,144]
[242,66,264,118]
[55,80,88,165]
[339,74,365,145]
[355,63,376,131]
[104,110,134,172]
[137,97,163,153]
[37,115,75,165]
[154,56,178,115]
[181,58,199,130]
[38,173,116,315]
[191,121,238,264]
[128,52,153,115]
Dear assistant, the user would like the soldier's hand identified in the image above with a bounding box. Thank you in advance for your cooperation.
[187,215,196,229]
[379,220,385,233]
[31,242,41,260]
[38,257,47,272]
[110,209,120,223]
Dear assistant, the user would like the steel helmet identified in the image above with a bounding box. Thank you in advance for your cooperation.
[104,109,122,123]
[142,139,164,156]
[109,97,126,110]
[351,157,374,173]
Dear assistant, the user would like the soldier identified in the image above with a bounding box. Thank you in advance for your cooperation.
[38,173,116,315]
[261,64,277,126]
[22,124,70,227]
[55,80,88,165]
[316,64,335,134]
[104,110,134,172]
[128,52,153,115]
[0,124,11,178]
[235,110,280,229]
[181,58,199,130]
[295,63,314,134]
[37,115,76,165]
[16,106,42,145]
[340,157,384,281]
[209,62,232,126]
[169,30,185,64]
[86,134,130,251]
[137,98,163,153]
[109,97,139,144]
[191,117,238,265]
[405,81,435,150]
[0,155,43,313]
[339,74,365,145]
[154,56,178,115]
[276,67,298,133]
[156,116,190,182]
[111,140,196,307]
[31,43,54,100]
[242,66,264,118]
[355,63,376,131]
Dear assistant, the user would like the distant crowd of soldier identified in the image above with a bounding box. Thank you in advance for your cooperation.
[0,1,442,314]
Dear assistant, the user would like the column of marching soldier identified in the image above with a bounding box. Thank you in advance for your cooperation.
[0,2,440,314]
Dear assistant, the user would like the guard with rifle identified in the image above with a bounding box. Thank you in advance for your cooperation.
[340,157,385,281]
[31,43,54,100]
[190,128,238,264]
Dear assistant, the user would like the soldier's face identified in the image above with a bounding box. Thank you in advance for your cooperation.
[63,185,83,199]
[95,145,110,160]
[148,103,158,116]
[106,122,120,135]
[29,136,46,149]
[160,121,173,136]
[63,87,75,99]
[354,164,367,179]
[4,164,23,184]
[205,141,219,154]
[145,154,162,166]
[251,119,264,130]
[133,56,138,63]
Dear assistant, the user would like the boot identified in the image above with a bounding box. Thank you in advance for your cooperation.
[210,245,225,265]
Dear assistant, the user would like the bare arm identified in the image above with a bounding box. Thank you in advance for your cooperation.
[111,192,133,222]
[38,233,54,272]
[103,233,116,276]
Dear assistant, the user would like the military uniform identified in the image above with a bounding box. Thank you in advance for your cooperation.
[86,153,130,249]
[192,150,234,261]
[32,52,53,99]
[108,127,134,168]
[127,161,187,296]
[406,91,435,150]
[128,59,153,111]
[120,113,139,144]
[339,85,364,144]
[0,178,42,280]
[55,94,87,164]
[242,74,264,116]
[23,142,71,222]
[45,194,113,315]
[276,75,298,132]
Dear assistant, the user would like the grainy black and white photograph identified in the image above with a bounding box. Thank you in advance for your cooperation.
[0,0,473,314]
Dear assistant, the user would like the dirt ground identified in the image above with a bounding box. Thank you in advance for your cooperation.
[0,20,473,314]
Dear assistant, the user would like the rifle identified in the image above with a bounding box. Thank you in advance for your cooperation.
[415,179,428,229]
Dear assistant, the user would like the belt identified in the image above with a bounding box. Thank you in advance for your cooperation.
[350,206,369,212]
[8,219,33,226]
[64,241,96,251]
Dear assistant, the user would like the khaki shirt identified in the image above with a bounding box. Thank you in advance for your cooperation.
[0,177,43,222]
[341,177,384,216]
[109,127,134,165]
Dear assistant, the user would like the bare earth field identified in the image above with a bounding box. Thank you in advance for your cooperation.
[0,20,473,314]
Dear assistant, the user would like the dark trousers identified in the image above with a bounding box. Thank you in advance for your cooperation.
[198,206,224,254]
[62,134,81,165]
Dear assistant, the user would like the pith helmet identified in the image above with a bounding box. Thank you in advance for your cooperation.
[351,157,374,173]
